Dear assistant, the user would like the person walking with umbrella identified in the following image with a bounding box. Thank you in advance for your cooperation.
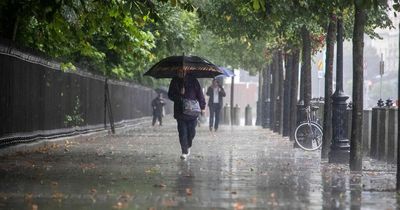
[206,79,226,131]
[144,55,223,160]
[168,70,205,159]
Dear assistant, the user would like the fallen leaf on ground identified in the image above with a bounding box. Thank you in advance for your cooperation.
[270,192,275,198]
[51,181,58,187]
[161,199,177,207]
[80,163,96,170]
[233,202,245,210]
[153,183,166,188]
[31,204,38,210]
[113,201,128,209]
[25,193,33,201]
[186,188,192,196]
[52,192,64,202]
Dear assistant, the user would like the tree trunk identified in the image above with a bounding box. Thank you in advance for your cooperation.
[289,48,300,141]
[397,22,400,191]
[272,51,280,133]
[350,3,366,171]
[230,76,235,125]
[262,64,271,128]
[321,14,336,159]
[12,16,20,41]
[301,25,312,107]
[299,55,305,104]
[270,54,277,130]
[256,68,263,126]
[283,50,293,136]
[276,50,284,134]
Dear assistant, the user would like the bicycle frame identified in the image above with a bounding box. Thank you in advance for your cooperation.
[294,106,324,151]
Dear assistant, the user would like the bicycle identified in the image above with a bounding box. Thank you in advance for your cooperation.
[294,106,323,151]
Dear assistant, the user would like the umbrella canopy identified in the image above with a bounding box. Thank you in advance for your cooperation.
[144,55,223,78]
[215,67,235,78]
[155,87,168,95]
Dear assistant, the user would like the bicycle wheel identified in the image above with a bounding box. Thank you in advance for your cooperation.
[294,122,323,151]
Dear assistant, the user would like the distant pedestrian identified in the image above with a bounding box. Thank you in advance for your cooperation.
[206,79,226,131]
[168,70,205,160]
[151,93,165,126]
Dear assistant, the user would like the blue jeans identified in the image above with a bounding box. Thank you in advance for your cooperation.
[209,103,221,130]
[177,119,197,154]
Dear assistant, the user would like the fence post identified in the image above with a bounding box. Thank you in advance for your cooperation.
[104,79,115,134]
[104,79,107,129]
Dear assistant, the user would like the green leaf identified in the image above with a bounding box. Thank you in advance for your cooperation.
[393,4,400,12]
[253,0,260,11]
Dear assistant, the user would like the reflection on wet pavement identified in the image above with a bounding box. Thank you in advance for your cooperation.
[0,117,397,209]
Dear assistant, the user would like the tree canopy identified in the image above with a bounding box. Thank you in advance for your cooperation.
[0,0,397,85]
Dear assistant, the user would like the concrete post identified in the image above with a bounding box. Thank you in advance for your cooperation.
[245,104,252,126]
[233,104,241,126]
[223,104,231,125]
[220,105,225,124]
[387,108,398,163]
[377,108,388,161]
[370,107,381,158]
[362,110,372,157]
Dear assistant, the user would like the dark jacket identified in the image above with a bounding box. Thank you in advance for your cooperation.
[206,86,226,108]
[151,97,165,115]
[168,76,206,120]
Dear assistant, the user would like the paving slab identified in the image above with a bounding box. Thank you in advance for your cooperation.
[0,117,398,210]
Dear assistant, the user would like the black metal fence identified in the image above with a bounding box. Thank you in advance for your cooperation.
[0,40,171,146]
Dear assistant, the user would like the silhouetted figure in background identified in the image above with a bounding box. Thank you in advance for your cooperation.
[151,93,165,126]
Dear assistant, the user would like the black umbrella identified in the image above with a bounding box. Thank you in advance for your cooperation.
[144,55,223,78]
[155,87,168,95]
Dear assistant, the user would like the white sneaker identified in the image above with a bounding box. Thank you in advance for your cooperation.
[188,148,191,156]
[180,154,188,160]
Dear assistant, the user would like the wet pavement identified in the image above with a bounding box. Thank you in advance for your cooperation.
[0,117,398,210]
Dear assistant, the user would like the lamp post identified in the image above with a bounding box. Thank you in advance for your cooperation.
[379,53,384,103]
[329,16,350,163]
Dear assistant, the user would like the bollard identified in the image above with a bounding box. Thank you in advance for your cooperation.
[362,110,372,157]
[386,107,398,163]
[245,104,252,126]
[220,105,225,124]
[233,104,241,125]
[377,107,388,161]
[223,104,231,125]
